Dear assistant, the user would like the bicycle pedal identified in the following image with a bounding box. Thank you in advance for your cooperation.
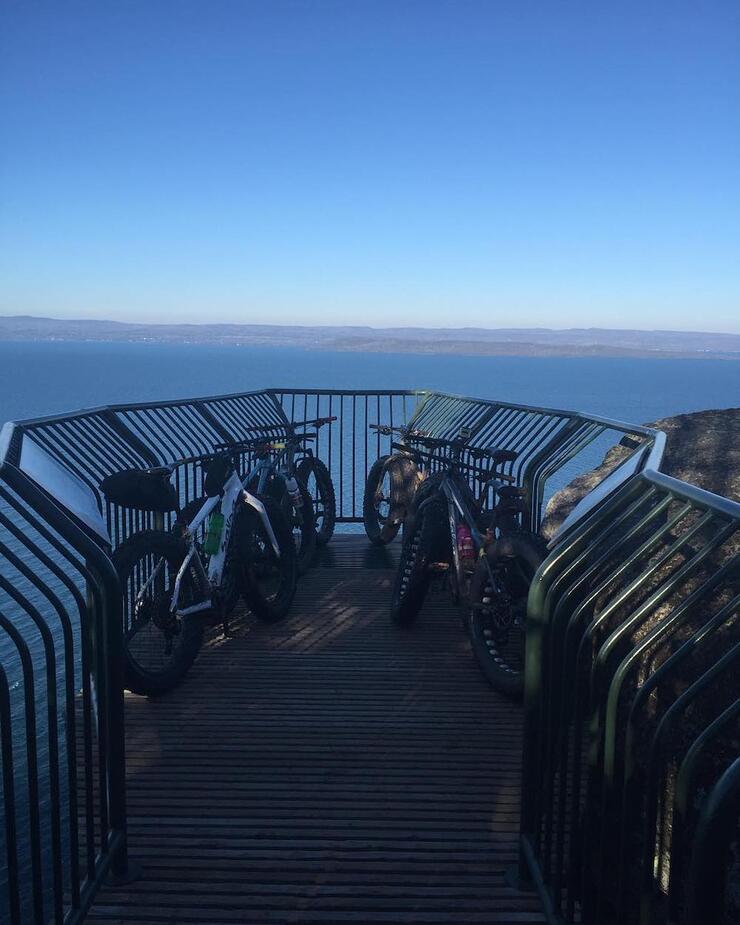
[429,561,450,573]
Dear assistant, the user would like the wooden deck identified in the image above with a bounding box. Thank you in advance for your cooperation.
[88,535,543,924]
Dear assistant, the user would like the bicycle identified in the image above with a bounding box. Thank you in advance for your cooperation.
[101,449,298,696]
[362,423,429,545]
[389,431,546,699]
[242,433,317,575]
[292,417,337,547]
[239,417,337,560]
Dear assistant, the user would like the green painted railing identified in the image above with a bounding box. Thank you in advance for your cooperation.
[519,467,739,925]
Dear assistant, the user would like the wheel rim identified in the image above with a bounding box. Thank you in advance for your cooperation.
[303,467,327,535]
[375,470,393,524]
[475,558,533,676]
[248,524,284,603]
[122,552,195,678]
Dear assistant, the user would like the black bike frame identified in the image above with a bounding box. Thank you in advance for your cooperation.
[414,458,505,595]
[245,443,299,497]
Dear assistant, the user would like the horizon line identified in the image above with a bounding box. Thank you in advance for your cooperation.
[2,312,740,339]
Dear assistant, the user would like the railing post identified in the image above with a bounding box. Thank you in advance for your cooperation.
[99,550,130,880]
[684,758,740,925]
[1,463,134,892]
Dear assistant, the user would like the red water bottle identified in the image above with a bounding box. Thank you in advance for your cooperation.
[456,524,475,568]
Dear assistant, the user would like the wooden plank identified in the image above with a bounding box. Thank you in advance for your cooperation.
[88,535,543,924]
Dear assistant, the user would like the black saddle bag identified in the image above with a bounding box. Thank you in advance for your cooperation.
[100,467,178,513]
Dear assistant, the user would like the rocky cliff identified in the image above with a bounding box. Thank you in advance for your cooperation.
[541,408,740,539]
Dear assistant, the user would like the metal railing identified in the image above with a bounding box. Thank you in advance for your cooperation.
[519,467,740,924]
[0,460,128,924]
[270,388,663,536]
[270,389,420,523]
[0,385,681,923]
[4,387,664,549]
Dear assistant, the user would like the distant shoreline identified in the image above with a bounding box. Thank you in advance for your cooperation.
[1,315,739,360]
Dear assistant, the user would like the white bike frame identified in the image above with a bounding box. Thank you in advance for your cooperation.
[132,468,281,619]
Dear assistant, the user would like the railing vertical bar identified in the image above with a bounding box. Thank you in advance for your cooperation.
[0,506,84,907]
[364,395,369,485]
[0,543,73,921]
[0,610,44,922]
[339,396,344,520]
[0,665,21,925]
[376,395,381,459]
[352,395,357,517]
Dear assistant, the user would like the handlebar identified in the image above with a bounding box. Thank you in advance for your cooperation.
[290,416,337,429]
[391,442,516,481]
[369,423,431,439]
[405,434,519,465]
[211,432,315,455]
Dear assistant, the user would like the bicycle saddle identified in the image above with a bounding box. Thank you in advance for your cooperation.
[99,466,178,513]
[497,485,527,500]
[468,446,519,464]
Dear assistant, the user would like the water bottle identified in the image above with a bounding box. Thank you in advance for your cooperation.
[285,476,303,507]
[204,511,225,556]
[456,524,475,568]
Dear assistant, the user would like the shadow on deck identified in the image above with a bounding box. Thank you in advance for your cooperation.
[88,535,543,924]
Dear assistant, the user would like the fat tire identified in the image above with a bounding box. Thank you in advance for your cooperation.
[363,456,395,545]
[113,530,205,697]
[390,499,448,625]
[237,495,298,622]
[296,457,336,546]
[364,453,421,546]
[467,532,547,699]
[284,482,317,576]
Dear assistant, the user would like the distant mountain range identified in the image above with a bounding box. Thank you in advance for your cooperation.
[1,314,739,359]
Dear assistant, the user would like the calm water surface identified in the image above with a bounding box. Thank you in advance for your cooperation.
[1,340,739,427]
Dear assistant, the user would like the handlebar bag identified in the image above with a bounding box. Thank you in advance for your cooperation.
[99,468,179,513]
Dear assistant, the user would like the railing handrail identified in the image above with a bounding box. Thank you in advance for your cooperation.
[412,387,662,438]
[519,462,739,924]
[7,385,661,440]
[643,465,740,517]
[3,386,667,545]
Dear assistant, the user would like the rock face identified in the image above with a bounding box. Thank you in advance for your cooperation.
[541,408,740,539]
[539,408,740,919]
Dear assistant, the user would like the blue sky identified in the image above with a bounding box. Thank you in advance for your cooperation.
[1,1,739,331]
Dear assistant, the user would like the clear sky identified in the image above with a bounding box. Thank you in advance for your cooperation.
[1,1,739,331]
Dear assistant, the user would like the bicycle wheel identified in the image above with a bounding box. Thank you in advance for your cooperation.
[296,457,336,546]
[364,455,419,545]
[113,530,206,696]
[235,495,298,622]
[467,532,547,699]
[363,456,396,544]
[274,481,316,575]
[390,498,448,625]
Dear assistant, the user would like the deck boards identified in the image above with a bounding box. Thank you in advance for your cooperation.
[88,535,543,924]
